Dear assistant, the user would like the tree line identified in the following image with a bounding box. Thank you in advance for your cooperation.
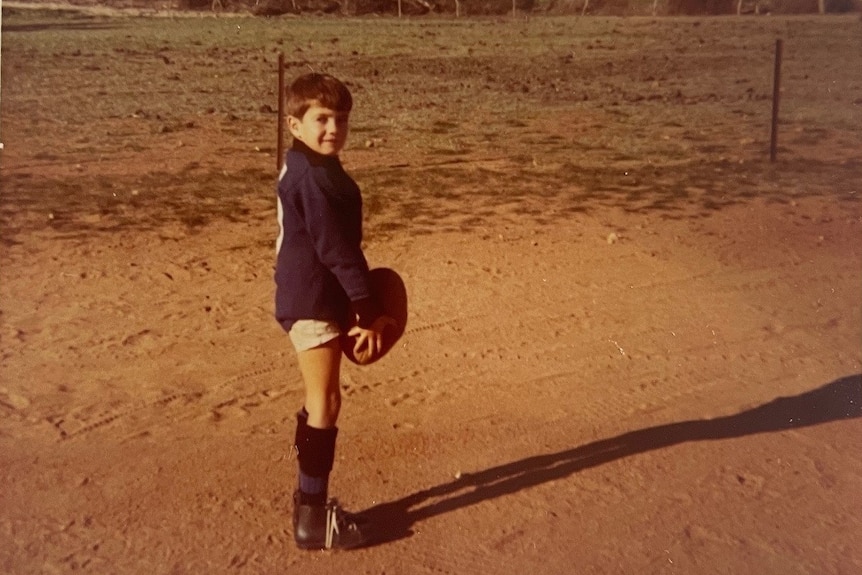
[181,0,860,15]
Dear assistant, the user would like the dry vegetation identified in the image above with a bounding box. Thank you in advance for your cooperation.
[3,8,860,241]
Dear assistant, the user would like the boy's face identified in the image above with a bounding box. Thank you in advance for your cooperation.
[288,102,349,157]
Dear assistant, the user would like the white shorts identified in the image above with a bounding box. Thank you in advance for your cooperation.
[288,319,342,352]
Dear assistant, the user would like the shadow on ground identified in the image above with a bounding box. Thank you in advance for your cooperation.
[3,153,860,246]
[360,373,862,547]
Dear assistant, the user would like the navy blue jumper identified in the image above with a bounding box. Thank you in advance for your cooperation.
[275,141,380,334]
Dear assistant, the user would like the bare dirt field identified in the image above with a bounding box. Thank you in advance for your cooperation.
[1,5,861,574]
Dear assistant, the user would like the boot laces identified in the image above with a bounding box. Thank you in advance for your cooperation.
[325,501,361,549]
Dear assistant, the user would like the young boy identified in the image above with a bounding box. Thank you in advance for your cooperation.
[275,73,391,550]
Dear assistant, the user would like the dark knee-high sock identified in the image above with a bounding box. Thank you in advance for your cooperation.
[294,408,338,506]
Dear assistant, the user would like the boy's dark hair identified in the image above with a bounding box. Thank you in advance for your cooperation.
[287,73,353,119]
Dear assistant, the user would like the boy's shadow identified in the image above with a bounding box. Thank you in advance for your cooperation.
[360,374,861,547]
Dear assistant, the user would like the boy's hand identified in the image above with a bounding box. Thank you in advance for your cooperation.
[347,315,397,364]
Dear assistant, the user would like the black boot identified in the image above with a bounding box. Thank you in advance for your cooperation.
[292,410,369,549]
[293,491,369,550]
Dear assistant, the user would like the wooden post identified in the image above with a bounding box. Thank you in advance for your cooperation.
[770,39,783,163]
[0,0,4,151]
[277,52,285,172]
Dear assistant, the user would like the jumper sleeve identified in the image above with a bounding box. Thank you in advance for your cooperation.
[294,170,375,305]
[351,296,384,329]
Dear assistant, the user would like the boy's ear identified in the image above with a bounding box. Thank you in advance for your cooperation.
[287,115,303,140]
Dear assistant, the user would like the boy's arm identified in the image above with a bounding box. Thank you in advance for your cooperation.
[293,174,381,324]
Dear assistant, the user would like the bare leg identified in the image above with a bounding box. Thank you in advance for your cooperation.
[296,337,342,429]
[292,337,369,550]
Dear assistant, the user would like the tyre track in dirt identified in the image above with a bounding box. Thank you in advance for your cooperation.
[46,365,298,441]
[359,212,858,438]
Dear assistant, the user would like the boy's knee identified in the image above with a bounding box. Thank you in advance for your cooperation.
[306,391,341,428]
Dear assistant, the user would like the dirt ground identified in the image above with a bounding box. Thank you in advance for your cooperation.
[1,5,861,574]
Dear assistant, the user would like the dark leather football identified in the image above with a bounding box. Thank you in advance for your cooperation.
[342,268,408,366]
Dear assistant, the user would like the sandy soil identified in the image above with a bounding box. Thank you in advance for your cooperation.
[1,6,861,574]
